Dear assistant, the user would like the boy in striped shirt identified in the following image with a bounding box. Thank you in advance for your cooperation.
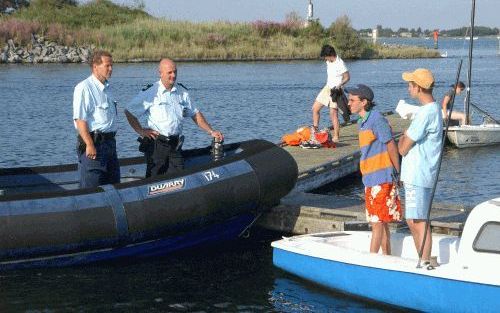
[348,84,402,255]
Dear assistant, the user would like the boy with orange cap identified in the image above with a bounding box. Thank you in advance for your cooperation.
[398,68,443,267]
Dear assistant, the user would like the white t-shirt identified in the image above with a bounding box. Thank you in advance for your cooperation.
[326,57,348,88]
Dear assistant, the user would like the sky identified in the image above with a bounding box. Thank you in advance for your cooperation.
[108,0,500,30]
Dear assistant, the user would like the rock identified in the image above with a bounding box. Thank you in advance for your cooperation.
[32,46,42,55]
[58,55,69,63]
[42,56,56,63]
[7,39,15,49]
[9,54,21,63]
[2,35,97,63]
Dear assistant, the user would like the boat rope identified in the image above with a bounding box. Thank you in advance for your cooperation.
[238,212,263,238]
[470,102,500,124]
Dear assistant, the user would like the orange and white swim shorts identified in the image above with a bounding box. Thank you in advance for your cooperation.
[365,182,402,223]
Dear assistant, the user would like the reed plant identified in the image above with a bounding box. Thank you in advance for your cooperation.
[374,45,440,59]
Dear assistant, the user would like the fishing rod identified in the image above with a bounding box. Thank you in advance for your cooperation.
[416,59,463,269]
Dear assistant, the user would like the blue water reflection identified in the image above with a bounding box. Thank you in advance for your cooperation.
[270,277,396,312]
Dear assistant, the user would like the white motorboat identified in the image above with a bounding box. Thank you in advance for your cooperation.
[272,197,500,312]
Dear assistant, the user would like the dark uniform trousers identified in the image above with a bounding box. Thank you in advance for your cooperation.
[145,135,184,178]
[78,135,120,188]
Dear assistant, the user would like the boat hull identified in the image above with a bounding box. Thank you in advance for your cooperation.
[1,213,255,270]
[273,247,500,313]
[447,125,500,148]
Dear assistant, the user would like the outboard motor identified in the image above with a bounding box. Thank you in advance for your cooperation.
[211,137,224,161]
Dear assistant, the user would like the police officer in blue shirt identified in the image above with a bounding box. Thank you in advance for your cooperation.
[125,58,224,177]
[73,50,120,188]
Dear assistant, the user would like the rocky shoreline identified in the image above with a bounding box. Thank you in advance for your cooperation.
[0,35,93,64]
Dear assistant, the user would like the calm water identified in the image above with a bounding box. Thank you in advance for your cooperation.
[0,37,498,311]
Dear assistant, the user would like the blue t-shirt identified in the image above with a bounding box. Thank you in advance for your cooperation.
[358,110,394,187]
[401,102,443,188]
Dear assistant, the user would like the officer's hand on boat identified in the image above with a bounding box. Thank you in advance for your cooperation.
[210,130,224,141]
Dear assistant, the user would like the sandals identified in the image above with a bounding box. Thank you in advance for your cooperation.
[422,258,439,270]
[422,261,435,270]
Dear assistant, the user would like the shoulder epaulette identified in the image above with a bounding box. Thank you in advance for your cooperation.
[141,83,154,91]
[177,82,189,90]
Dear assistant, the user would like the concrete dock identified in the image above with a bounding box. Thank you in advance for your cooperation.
[258,113,469,236]
[284,113,410,193]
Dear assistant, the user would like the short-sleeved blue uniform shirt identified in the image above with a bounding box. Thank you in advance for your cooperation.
[73,75,118,133]
[126,81,199,136]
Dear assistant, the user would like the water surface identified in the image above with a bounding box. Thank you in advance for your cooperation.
[0,37,498,311]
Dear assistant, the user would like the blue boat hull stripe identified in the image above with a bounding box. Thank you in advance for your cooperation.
[100,184,129,242]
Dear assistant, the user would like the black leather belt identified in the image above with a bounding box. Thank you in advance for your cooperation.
[156,134,179,143]
[91,131,116,142]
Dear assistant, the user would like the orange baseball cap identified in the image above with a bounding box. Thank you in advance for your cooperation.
[402,68,435,89]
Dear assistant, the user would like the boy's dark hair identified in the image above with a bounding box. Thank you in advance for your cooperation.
[453,81,466,89]
[364,99,376,111]
[320,45,337,57]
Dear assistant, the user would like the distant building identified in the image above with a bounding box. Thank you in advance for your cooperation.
[305,0,314,27]
[400,32,413,38]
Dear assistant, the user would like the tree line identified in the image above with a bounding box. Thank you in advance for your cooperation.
[359,25,499,38]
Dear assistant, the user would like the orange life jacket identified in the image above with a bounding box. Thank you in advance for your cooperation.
[282,126,311,146]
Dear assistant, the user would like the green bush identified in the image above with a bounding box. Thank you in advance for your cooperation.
[14,0,148,29]
[328,16,372,59]
[299,20,324,40]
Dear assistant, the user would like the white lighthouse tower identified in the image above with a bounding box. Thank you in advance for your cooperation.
[305,0,314,27]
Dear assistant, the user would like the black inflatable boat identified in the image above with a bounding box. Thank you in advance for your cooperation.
[0,139,297,269]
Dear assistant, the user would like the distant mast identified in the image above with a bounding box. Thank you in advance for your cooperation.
[305,0,314,27]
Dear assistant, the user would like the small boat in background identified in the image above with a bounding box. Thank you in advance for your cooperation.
[440,51,448,58]
[447,0,500,148]
[447,123,500,147]
[272,197,500,312]
[0,139,298,270]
